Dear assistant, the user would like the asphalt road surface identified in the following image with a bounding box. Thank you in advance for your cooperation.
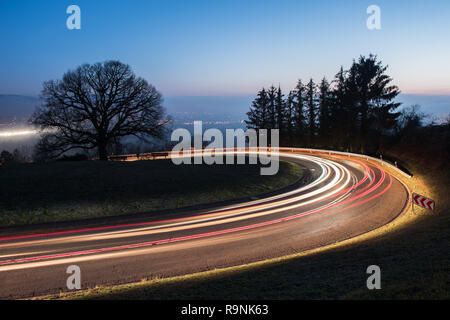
[0,150,409,299]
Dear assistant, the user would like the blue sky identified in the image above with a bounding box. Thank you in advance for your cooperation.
[1,0,449,96]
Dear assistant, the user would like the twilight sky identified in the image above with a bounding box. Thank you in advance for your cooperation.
[1,0,449,96]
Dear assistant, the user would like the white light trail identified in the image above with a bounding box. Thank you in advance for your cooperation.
[0,152,357,248]
[0,130,37,137]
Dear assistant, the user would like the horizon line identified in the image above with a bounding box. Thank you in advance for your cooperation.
[2,92,450,98]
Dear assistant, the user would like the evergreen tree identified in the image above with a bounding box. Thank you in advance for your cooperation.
[292,80,306,144]
[344,62,360,151]
[305,79,317,145]
[318,77,332,146]
[353,55,401,153]
[245,54,402,152]
[267,86,277,130]
[245,88,269,130]
[285,91,296,145]
[275,86,286,131]
[330,67,347,149]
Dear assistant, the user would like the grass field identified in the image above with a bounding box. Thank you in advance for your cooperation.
[47,151,449,300]
[0,159,302,227]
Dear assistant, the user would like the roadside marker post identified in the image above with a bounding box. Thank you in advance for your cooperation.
[412,193,435,212]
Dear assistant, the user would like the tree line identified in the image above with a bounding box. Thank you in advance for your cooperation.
[246,54,402,154]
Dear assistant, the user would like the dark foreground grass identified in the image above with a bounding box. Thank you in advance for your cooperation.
[50,151,449,300]
[0,159,302,227]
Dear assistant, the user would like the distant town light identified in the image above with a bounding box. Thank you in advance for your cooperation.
[0,130,37,137]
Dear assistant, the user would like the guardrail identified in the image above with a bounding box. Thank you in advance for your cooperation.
[278,147,412,179]
[108,152,169,161]
[107,147,412,179]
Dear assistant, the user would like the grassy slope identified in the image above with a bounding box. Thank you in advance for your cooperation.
[51,151,449,300]
[0,159,302,227]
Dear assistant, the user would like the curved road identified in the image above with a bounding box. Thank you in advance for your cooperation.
[0,150,409,299]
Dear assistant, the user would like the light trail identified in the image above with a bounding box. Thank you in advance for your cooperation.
[0,130,37,137]
[0,169,391,269]
[0,148,411,300]
[0,153,351,245]
[0,150,393,268]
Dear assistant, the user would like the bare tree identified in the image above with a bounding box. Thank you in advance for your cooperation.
[31,61,167,160]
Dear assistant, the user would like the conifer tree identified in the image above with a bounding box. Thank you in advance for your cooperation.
[267,86,277,130]
[305,79,317,145]
[318,77,331,146]
[285,91,296,145]
[292,80,306,144]
[245,88,269,130]
[275,86,286,131]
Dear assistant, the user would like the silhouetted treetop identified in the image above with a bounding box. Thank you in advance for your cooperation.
[246,55,402,153]
[31,60,167,160]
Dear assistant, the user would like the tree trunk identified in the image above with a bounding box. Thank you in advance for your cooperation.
[98,143,108,161]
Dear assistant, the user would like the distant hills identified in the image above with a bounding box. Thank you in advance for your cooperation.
[0,95,39,123]
[164,96,251,123]
[0,93,448,125]
[0,95,252,125]
[396,94,449,122]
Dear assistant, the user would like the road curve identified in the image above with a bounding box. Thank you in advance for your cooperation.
[0,150,409,299]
